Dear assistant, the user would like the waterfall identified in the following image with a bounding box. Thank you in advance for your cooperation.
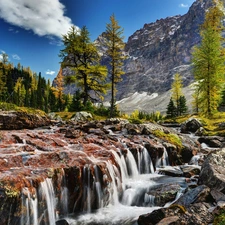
[137,147,154,174]
[94,165,104,209]
[21,178,57,225]
[40,178,56,225]
[21,188,38,225]
[126,149,139,177]
[144,193,155,207]
[155,147,170,167]
[21,141,170,225]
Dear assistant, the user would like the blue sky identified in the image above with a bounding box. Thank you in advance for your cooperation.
[0,0,195,82]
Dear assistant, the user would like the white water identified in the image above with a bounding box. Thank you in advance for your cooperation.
[64,145,172,225]
[40,178,56,225]
[155,147,170,168]
[21,142,177,225]
[21,188,38,225]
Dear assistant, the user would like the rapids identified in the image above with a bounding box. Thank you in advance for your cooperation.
[20,138,186,225]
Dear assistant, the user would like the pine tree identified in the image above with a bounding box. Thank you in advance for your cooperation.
[0,53,8,101]
[171,73,183,116]
[166,98,177,118]
[192,0,225,117]
[59,26,108,107]
[179,96,188,115]
[69,90,83,112]
[105,14,126,117]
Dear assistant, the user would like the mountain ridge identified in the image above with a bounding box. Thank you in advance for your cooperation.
[56,0,215,113]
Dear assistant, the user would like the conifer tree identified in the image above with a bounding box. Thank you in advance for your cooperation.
[14,77,26,106]
[178,96,188,115]
[192,0,225,117]
[105,14,126,117]
[0,53,8,101]
[59,26,108,107]
[171,73,183,116]
[166,98,177,118]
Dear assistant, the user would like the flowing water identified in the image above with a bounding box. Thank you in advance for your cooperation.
[20,139,187,225]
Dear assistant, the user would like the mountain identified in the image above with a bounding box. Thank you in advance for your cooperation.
[110,0,212,100]
[55,0,215,113]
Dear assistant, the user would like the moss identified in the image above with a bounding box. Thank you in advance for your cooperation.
[213,209,225,225]
[128,118,143,124]
[0,182,20,198]
[169,204,187,213]
[152,129,182,148]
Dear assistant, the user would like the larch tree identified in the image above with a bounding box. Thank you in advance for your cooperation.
[59,26,108,107]
[54,68,65,111]
[171,73,184,116]
[192,0,225,117]
[105,14,126,117]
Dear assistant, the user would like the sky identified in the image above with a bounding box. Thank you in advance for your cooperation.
[0,0,195,83]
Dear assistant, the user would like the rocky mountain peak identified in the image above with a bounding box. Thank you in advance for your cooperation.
[56,0,221,112]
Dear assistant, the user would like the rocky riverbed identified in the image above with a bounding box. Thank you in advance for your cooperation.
[0,111,225,225]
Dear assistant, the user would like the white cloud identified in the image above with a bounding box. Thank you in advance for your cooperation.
[0,0,79,38]
[12,54,21,60]
[47,36,63,46]
[179,3,189,8]
[0,50,5,61]
[46,69,56,75]
[8,27,19,34]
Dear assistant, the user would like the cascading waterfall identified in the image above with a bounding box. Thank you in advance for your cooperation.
[39,178,56,225]
[21,187,38,225]
[22,143,172,225]
[155,147,170,168]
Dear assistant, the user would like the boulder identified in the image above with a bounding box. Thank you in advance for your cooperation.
[138,202,213,225]
[0,110,51,130]
[180,165,201,178]
[70,111,93,122]
[157,166,184,177]
[148,183,182,206]
[175,185,211,207]
[198,149,225,193]
[198,136,225,148]
[180,118,202,133]
[56,219,69,225]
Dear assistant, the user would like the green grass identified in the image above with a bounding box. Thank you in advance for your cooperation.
[152,129,183,148]
[213,209,225,225]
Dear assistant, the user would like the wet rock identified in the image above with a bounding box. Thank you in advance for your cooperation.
[175,185,211,207]
[198,148,225,193]
[157,216,179,225]
[198,136,224,148]
[125,123,142,135]
[157,166,183,177]
[180,165,201,178]
[138,202,213,225]
[180,118,202,133]
[138,208,165,225]
[148,183,181,206]
[56,219,69,225]
[210,189,225,203]
[195,127,206,136]
[65,128,83,138]
[0,111,50,130]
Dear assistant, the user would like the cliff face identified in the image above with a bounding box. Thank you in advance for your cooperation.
[56,0,214,106]
[114,0,212,99]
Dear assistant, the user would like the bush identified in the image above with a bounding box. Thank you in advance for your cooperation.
[129,110,164,122]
